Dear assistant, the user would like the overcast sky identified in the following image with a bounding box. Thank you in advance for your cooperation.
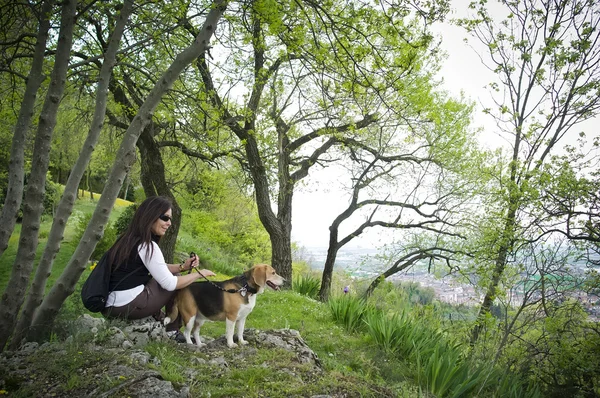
[291,0,495,249]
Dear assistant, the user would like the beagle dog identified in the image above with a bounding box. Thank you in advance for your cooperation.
[164,264,284,348]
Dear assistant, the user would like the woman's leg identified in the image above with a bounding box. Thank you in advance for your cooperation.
[103,279,176,320]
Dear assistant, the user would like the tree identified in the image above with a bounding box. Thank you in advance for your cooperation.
[95,0,238,262]
[8,0,134,350]
[190,0,450,284]
[25,0,228,343]
[317,94,480,301]
[0,0,77,352]
[459,0,600,344]
[0,0,54,258]
[488,240,600,396]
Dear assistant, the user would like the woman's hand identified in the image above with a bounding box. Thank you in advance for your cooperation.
[195,269,216,278]
[181,254,199,271]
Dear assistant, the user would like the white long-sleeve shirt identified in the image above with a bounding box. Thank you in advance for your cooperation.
[105,241,178,307]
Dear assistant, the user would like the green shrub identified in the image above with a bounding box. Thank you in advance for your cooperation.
[43,178,61,216]
[72,212,116,261]
[176,234,244,276]
[183,208,270,269]
[293,274,321,299]
[328,294,373,333]
[113,203,137,236]
[363,310,409,355]
[490,371,541,398]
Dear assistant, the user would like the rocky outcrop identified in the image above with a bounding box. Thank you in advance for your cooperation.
[0,315,323,397]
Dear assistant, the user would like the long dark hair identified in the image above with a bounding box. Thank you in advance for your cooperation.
[108,196,172,269]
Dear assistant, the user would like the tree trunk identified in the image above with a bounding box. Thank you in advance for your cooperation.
[242,131,292,283]
[109,59,182,263]
[137,125,180,263]
[318,228,341,302]
[87,167,93,200]
[0,0,53,258]
[318,184,361,302]
[271,228,292,284]
[470,123,522,346]
[122,174,130,200]
[318,245,341,302]
[9,0,133,349]
[470,204,518,345]
[0,0,77,352]
[26,0,228,342]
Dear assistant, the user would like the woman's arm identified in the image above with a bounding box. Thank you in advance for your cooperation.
[140,243,214,291]
[175,268,215,289]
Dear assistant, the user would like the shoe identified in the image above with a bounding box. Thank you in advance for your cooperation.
[167,330,195,344]
[168,330,187,343]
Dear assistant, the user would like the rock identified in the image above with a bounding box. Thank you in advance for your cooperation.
[75,314,105,330]
[106,326,127,348]
[243,328,322,367]
[192,357,207,365]
[122,319,168,346]
[128,376,184,398]
[130,351,151,366]
[0,326,324,397]
[18,342,39,354]
[208,356,228,368]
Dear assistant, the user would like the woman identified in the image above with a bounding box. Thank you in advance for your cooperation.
[102,196,214,323]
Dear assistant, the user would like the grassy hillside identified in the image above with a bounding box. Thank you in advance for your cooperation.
[0,196,417,396]
[0,194,130,292]
[0,196,544,397]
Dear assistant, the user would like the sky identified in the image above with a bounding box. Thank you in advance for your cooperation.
[290,0,495,249]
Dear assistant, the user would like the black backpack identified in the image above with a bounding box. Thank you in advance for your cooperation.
[80,252,138,312]
[80,252,112,312]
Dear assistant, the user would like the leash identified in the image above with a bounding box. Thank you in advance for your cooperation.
[186,252,253,296]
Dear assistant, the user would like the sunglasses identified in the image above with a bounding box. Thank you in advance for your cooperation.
[158,214,172,222]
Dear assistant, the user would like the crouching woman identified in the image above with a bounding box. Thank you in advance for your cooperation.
[102,196,214,320]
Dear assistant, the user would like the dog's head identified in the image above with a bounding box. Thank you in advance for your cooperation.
[246,264,285,292]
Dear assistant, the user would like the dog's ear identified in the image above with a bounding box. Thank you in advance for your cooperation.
[252,264,267,287]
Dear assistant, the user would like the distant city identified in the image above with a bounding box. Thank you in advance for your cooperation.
[304,246,600,320]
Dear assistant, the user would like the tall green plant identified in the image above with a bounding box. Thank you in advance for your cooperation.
[293,274,321,299]
[328,295,372,333]
[416,343,484,398]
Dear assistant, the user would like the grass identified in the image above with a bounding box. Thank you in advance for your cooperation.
[328,291,542,398]
[0,195,131,292]
[141,290,412,397]
[0,195,542,397]
[0,195,417,396]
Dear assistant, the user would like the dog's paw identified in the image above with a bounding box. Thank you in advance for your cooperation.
[227,342,238,348]
[163,317,171,326]
[239,340,249,345]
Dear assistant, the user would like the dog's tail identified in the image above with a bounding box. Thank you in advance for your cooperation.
[163,302,179,326]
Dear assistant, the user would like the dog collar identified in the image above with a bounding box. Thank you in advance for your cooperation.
[239,276,258,295]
